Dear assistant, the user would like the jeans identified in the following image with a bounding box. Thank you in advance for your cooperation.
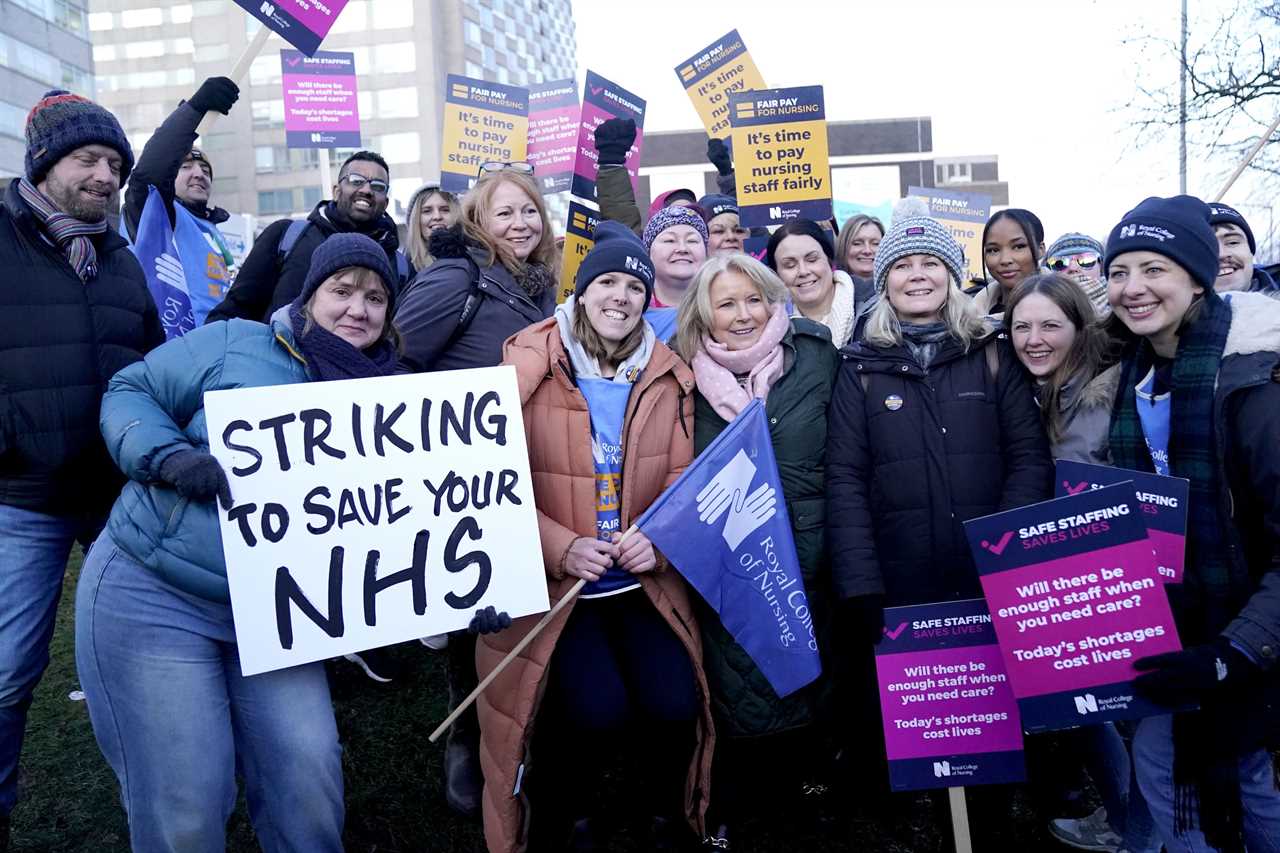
[75,536,344,853]
[0,502,102,817]
[1133,714,1280,853]
[1081,722,1159,852]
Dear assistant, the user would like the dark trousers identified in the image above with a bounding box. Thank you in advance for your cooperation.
[528,592,698,847]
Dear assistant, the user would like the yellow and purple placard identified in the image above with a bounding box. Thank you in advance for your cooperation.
[527,79,579,196]
[964,483,1186,732]
[875,598,1025,791]
[907,186,991,281]
[571,71,646,202]
[439,75,529,194]
[1055,461,1190,585]
[235,0,348,57]
[558,201,600,304]
[729,85,831,229]
[280,50,360,149]
[674,29,767,138]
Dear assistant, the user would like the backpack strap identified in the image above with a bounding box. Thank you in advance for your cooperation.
[276,219,310,268]
[394,249,410,284]
[443,255,484,352]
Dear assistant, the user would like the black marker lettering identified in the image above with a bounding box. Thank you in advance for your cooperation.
[222,420,263,476]
[303,486,335,534]
[300,408,344,465]
[258,413,296,472]
[474,391,508,446]
[373,402,412,455]
[275,549,344,649]
[363,529,430,626]
[227,502,259,547]
[444,516,491,609]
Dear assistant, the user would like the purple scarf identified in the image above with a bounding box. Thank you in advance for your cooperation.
[289,304,398,381]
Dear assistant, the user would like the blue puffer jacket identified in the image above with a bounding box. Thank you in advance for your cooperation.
[100,314,310,602]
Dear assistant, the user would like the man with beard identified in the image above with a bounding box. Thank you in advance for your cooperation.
[0,90,163,850]
[123,76,241,325]
[206,150,411,323]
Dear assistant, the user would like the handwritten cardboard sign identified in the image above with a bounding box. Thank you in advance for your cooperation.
[204,367,550,675]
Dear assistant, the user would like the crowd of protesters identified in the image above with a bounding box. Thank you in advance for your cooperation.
[0,74,1276,853]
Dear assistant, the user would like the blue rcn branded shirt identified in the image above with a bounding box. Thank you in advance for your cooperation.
[1135,364,1172,476]
[577,377,640,598]
[644,306,677,344]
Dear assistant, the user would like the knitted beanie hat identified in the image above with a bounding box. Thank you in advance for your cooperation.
[642,204,710,251]
[1207,202,1255,254]
[873,197,966,292]
[183,147,213,180]
[1045,232,1104,262]
[25,90,134,184]
[648,187,698,217]
[575,221,655,310]
[1103,195,1219,291]
[298,233,399,312]
[699,193,739,219]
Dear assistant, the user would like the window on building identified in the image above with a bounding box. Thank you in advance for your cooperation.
[173,37,194,54]
[465,60,482,78]
[125,40,165,59]
[331,0,367,32]
[191,0,222,17]
[374,1,412,28]
[249,54,280,86]
[258,190,294,215]
[121,7,163,27]
[251,99,285,128]
[375,87,418,119]
[87,11,111,30]
[93,45,117,62]
[303,187,322,209]
[377,132,420,164]
[370,42,414,74]
[463,19,481,43]
[0,102,28,140]
[255,147,275,173]
[171,4,193,23]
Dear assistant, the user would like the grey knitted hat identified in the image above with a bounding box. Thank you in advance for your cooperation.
[873,198,966,292]
[1045,232,1104,262]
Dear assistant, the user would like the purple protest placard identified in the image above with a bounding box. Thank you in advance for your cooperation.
[236,0,348,57]
[875,599,1025,791]
[280,50,360,149]
[1055,460,1190,584]
[571,71,645,202]
[527,79,579,195]
[964,483,1186,731]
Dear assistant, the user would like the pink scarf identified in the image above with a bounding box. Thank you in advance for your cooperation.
[691,303,790,420]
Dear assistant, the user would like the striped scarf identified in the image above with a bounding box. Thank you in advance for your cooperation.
[17,177,106,283]
[1108,288,1250,852]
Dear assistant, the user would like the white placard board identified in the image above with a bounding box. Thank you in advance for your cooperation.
[203,366,549,675]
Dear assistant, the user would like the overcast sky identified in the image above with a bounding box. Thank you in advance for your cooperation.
[570,0,1271,250]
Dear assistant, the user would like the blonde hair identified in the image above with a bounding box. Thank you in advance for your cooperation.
[835,214,885,274]
[405,185,457,269]
[675,253,789,362]
[301,266,402,352]
[862,268,991,350]
[460,171,559,274]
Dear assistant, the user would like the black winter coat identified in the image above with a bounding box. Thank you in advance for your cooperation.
[693,320,840,737]
[122,102,230,239]
[0,182,164,514]
[394,226,556,372]
[205,201,403,323]
[826,329,1052,607]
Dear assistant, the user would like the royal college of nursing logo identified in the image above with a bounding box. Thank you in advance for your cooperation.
[695,449,777,551]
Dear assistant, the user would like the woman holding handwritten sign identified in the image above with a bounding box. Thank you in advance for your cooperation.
[1102,195,1280,853]
[475,222,713,852]
[75,234,403,852]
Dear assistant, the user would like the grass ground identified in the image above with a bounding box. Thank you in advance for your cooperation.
[12,551,1063,852]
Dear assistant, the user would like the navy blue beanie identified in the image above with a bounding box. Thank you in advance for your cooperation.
[575,220,655,309]
[1207,202,1255,254]
[25,90,134,185]
[1104,195,1219,291]
[298,233,399,312]
[699,193,739,219]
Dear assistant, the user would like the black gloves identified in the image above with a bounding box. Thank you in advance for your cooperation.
[593,117,636,167]
[468,605,512,635]
[158,449,233,509]
[842,594,886,647]
[1134,636,1258,706]
[706,137,734,176]
[188,77,240,116]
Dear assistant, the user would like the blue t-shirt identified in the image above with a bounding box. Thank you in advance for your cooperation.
[1135,363,1172,476]
[577,377,640,598]
[644,306,677,344]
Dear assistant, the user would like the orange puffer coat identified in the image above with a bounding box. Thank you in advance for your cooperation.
[475,317,715,853]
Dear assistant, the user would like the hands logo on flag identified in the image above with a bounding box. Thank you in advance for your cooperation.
[696,449,778,551]
[155,250,186,292]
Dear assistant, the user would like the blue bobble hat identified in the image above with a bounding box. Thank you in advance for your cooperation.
[25,89,134,184]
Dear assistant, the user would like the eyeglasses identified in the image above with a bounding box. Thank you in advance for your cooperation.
[477,161,535,177]
[339,173,389,195]
[1045,252,1101,272]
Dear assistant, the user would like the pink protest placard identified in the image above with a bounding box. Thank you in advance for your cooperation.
[527,79,579,195]
[571,71,645,202]
[280,50,360,149]
[236,0,349,57]
[875,598,1025,791]
[964,483,1186,732]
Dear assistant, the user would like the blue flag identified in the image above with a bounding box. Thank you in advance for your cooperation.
[131,185,195,339]
[635,399,821,697]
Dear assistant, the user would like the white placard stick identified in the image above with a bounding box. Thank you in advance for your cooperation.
[196,24,272,137]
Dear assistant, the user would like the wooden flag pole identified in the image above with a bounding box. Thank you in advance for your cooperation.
[1213,109,1280,202]
[948,786,974,853]
[427,524,639,743]
[195,24,272,137]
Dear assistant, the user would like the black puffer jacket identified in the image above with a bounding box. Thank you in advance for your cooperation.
[205,200,404,323]
[394,226,556,372]
[826,329,1052,607]
[0,182,164,514]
